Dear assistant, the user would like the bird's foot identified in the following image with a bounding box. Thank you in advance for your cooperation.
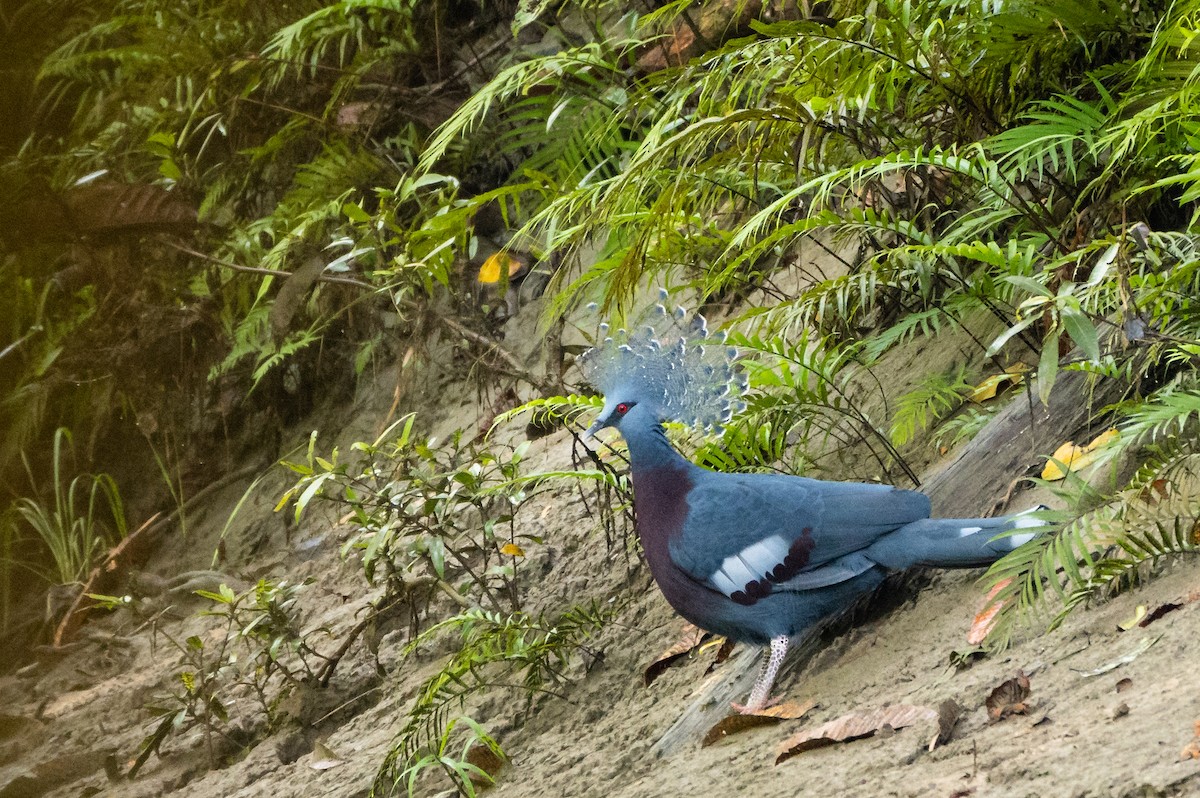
[730,695,782,715]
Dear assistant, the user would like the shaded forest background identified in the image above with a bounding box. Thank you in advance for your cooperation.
[5,0,1200,794]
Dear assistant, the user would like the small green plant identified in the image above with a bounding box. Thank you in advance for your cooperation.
[377,604,610,797]
[279,415,542,614]
[396,715,505,798]
[133,579,323,775]
[889,368,975,447]
[932,405,996,451]
[14,427,127,586]
[278,414,625,796]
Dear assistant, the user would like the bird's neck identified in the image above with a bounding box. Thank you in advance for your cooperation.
[623,419,689,474]
[625,420,694,562]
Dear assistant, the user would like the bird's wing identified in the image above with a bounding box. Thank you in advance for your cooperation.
[667,472,930,600]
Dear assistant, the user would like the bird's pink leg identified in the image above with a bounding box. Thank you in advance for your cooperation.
[732,634,789,714]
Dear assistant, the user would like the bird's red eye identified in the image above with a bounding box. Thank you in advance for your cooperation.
[616,402,630,415]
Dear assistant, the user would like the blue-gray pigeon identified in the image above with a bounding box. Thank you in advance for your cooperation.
[579,292,1042,713]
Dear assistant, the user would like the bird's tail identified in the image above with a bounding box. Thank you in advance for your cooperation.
[863,506,1048,570]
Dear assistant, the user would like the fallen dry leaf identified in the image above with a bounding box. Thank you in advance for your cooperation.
[968,578,1012,645]
[1182,721,1200,761]
[1139,477,1170,504]
[643,624,710,686]
[465,740,506,787]
[928,699,962,752]
[1117,605,1148,631]
[1138,601,1183,628]
[309,741,344,771]
[775,704,937,764]
[700,633,734,672]
[702,700,816,747]
[477,252,525,284]
[1075,635,1160,678]
[1041,428,1119,480]
[986,671,1031,721]
[969,365,1028,403]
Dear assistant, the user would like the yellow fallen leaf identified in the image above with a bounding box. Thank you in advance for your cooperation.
[969,364,1029,402]
[1117,605,1147,632]
[500,543,525,557]
[478,252,524,284]
[1041,427,1119,480]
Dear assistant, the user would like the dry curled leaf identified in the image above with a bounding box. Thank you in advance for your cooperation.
[1117,605,1147,631]
[968,578,1012,645]
[775,704,937,764]
[986,671,1031,721]
[928,699,962,752]
[1138,601,1183,628]
[643,624,709,686]
[969,364,1028,403]
[309,741,344,771]
[465,740,506,787]
[1182,721,1200,761]
[702,700,816,747]
[704,637,736,674]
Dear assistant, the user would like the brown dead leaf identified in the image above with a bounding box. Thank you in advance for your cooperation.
[1138,601,1183,627]
[1139,478,1170,504]
[643,624,709,686]
[465,740,506,787]
[967,578,1012,645]
[1181,721,1200,761]
[308,741,344,771]
[702,636,737,676]
[702,700,816,747]
[986,671,1031,722]
[775,704,937,764]
[928,699,962,752]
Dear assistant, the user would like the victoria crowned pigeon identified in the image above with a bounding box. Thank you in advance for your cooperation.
[579,291,1042,712]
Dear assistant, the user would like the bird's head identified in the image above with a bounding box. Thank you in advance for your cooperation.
[576,290,746,441]
[584,393,658,440]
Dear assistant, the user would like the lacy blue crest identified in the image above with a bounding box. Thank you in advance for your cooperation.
[577,289,748,431]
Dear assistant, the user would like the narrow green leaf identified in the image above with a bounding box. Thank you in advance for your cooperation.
[1060,308,1100,361]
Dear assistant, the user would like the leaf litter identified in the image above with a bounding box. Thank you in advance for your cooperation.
[775,704,938,764]
[702,700,817,747]
[986,671,1031,722]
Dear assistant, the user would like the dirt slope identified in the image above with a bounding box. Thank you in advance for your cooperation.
[3,297,1200,798]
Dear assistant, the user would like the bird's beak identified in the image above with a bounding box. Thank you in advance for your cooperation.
[583,403,614,441]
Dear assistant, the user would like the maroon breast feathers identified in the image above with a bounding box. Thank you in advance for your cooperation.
[631,463,692,558]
